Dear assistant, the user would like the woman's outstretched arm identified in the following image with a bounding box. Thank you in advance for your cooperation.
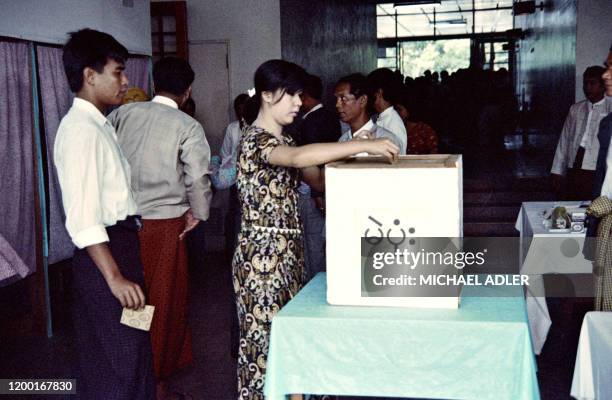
[268,138,399,169]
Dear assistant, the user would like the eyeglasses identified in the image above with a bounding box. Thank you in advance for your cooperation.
[336,94,358,104]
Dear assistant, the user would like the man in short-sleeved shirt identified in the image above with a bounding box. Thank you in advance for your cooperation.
[334,73,405,154]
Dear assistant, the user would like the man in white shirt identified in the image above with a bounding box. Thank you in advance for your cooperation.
[334,73,405,153]
[367,68,408,153]
[54,29,154,399]
[551,66,611,199]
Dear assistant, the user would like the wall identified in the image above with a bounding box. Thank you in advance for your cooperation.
[0,0,151,55]
[150,0,281,249]
[515,0,576,136]
[575,0,612,102]
[279,0,377,106]
[167,0,282,102]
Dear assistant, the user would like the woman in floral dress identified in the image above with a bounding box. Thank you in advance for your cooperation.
[232,59,399,399]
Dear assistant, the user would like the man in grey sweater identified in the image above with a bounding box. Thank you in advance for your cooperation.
[108,57,211,396]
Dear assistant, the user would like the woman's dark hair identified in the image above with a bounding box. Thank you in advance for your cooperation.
[63,28,129,93]
[243,95,260,125]
[253,59,307,108]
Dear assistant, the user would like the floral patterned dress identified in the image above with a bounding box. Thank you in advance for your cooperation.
[232,125,305,399]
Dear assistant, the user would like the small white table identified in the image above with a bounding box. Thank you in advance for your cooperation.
[571,312,612,400]
[516,201,592,354]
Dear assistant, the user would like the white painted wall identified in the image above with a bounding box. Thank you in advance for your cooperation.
[152,0,281,102]
[575,0,612,102]
[0,0,151,55]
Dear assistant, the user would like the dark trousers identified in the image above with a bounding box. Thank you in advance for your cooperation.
[563,147,596,201]
[72,218,155,400]
[566,168,596,201]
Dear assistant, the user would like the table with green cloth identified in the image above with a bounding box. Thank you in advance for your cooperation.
[264,273,540,400]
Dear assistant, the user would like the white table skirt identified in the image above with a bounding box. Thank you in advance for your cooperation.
[571,312,612,400]
[516,201,592,354]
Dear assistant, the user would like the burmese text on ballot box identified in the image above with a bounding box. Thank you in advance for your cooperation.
[325,155,463,308]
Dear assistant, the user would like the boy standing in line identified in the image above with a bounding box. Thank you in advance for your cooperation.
[54,28,155,399]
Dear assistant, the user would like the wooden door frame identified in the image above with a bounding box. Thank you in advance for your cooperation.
[151,1,188,60]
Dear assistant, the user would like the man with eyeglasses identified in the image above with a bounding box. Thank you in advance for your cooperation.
[334,73,406,154]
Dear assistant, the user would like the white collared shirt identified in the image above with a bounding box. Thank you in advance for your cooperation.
[579,97,608,169]
[352,119,376,138]
[151,95,179,109]
[552,98,612,174]
[338,119,406,155]
[375,106,407,152]
[603,134,612,199]
[54,98,137,249]
[348,119,377,157]
[302,103,323,120]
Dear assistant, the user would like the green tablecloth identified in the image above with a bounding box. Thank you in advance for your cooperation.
[265,273,539,399]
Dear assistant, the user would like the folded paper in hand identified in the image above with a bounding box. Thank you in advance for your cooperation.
[120,305,155,331]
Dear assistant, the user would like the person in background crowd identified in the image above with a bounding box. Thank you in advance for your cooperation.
[395,92,439,154]
[335,73,405,154]
[209,93,249,359]
[181,96,196,117]
[122,86,149,104]
[294,73,341,280]
[367,68,408,152]
[551,66,611,200]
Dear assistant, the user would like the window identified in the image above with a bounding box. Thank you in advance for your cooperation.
[151,1,188,61]
[388,39,471,77]
[377,0,514,74]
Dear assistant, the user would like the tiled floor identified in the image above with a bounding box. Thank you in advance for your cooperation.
[0,135,587,399]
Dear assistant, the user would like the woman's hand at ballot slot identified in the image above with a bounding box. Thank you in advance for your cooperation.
[353,130,374,140]
[364,138,400,163]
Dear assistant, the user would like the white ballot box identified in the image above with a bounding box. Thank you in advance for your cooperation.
[325,155,463,308]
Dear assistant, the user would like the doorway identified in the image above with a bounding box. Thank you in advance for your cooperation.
[188,40,231,251]
[188,40,231,155]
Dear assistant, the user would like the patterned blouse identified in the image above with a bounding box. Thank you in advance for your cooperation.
[236,125,301,232]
